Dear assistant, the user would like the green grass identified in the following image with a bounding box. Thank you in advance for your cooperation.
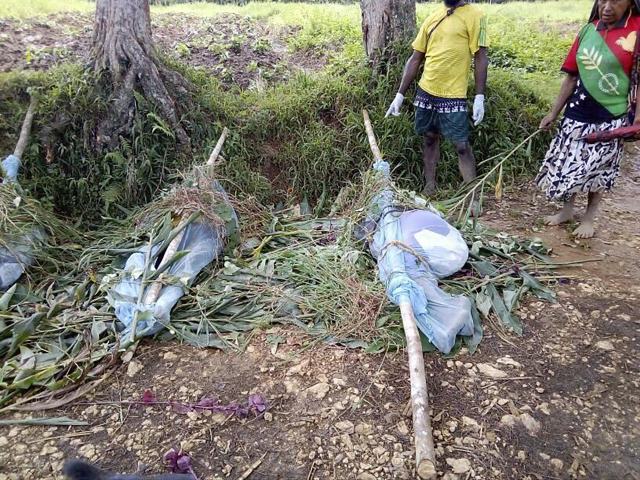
[0,0,92,18]
[0,0,593,220]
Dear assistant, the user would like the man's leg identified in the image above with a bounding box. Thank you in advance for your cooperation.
[454,141,477,184]
[422,132,440,195]
[573,191,602,239]
[545,193,576,226]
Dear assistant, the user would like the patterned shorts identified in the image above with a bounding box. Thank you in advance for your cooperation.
[413,88,470,143]
[536,116,625,201]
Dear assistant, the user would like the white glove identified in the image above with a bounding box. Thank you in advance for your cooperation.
[385,93,405,118]
[472,94,485,126]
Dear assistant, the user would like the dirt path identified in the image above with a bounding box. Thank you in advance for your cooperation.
[0,160,638,480]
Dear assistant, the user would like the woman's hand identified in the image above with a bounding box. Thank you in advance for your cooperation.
[539,113,557,131]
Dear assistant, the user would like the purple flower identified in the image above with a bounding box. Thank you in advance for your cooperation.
[163,448,193,475]
[142,389,157,404]
[248,394,268,415]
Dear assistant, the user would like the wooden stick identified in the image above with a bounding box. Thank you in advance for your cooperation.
[207,127,229,166]
[236,453,266,480]
[399,302,437,479]
[143,128,229,305]
[362,110,383,162]
[14,96,37,159]
[361,112,437,478]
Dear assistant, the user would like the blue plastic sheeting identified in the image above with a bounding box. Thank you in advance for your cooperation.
[107,222,226,339]
[0,154,45,292]
[0,229,45,292]
[367,160,474,354]
[107,181,238,339]
[1,155,20,184]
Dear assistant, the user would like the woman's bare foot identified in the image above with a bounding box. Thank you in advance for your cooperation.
[544,209,574,225]
[573,220,595,239]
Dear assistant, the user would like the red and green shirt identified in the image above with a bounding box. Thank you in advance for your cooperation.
[562,14,640,123]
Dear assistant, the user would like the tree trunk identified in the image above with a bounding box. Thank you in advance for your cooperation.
[361,0,416,70]
[92,0,190,151]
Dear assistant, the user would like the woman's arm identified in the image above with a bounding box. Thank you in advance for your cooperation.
[634,85,640,124]
[540,73,578,130]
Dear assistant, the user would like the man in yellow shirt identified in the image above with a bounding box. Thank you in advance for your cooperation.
[386,0,489,195]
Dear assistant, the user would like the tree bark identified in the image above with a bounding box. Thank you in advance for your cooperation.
[92,0,190,151]
[361,0,416,70]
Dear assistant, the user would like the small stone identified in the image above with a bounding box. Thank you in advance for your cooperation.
[517,451,526,461]
[519,413,541,436]
[396,421,409,436]
[355,423,374,435]
[477,363,508,379]
[163,351,178,361]
[305,382,331,400]
[126,360,143,378]
[595,340,614,351]
[446,457,471,474]
[539,453,551,461]
[461,416,480,432]
[551,458,564,470]
[332,377,347,387]
[497,357,522,368]
[286,360,309,376]
[500,414,517,427]
[357,473,376,480]
[186,411,199,421]
[335,420,355,434]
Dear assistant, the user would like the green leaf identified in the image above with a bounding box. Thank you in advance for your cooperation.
[5,312,45,359]
[487,284,523,335]
[475,290,492,317]
[520,271,556,302]
[471,260,499,277]
[0,285,17,311]
[464,303,484,354]
[0,417,88,427]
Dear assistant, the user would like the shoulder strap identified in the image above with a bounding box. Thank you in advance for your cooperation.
[424,4,463,53]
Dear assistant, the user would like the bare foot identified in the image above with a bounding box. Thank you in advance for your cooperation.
[470,199,482,218]
[544,209,574,226]
[421,183,436,197]
[573,221,595,239]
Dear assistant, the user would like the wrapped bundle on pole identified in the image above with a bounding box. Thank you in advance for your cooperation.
[107,128,238,342]
[0,96,42,292]
[362,111,477,478]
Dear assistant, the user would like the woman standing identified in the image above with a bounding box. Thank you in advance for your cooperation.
[537,0,640,238]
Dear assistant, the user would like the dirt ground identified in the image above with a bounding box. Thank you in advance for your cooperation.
[0,156,638,480]
[0,13,324,88]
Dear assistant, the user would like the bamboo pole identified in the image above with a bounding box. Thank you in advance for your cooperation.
[207,127,229,166]
[362,110,437,479]
[399,302,437,479]
[143,128,229,306]
[362,110,383,162]
[14,96,37,159]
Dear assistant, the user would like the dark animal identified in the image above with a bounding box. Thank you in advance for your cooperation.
[62,460,194,480]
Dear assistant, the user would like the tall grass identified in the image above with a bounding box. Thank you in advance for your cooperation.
[0,0,590,221]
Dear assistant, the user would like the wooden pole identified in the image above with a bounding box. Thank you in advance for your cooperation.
[362,110,437,479]
[207,127,229,166]
[14,96,37,159]
[399,302,437,479]
[362,110,383,162]
[143,128,229,305]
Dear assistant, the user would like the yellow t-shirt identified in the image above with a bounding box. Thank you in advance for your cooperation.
[412,4,488,99]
